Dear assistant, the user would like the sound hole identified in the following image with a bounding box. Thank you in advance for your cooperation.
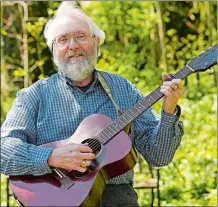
[82,138,101,154]
[73,138,105,178]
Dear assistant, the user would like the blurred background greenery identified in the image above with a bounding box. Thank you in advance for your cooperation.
[1,1,217,206]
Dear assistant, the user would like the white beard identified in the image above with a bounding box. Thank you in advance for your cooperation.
[54,45,98,82]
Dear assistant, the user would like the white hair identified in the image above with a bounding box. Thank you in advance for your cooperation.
[44,1,105,53]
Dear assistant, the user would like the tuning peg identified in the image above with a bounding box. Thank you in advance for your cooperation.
[213,58,217,62]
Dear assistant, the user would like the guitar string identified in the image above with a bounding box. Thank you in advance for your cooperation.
[67,69,188,152]
[57,68,191,176]
[58,100,150,176]
[89,67,189,149]
[84,68,190,151]
[57,99,152,175]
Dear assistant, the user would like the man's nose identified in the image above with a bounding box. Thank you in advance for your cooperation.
[68,38,79,50]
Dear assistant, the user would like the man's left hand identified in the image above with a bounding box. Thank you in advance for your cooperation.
[160,72,184,115]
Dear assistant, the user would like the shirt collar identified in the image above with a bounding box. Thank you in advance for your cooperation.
[57,68,99,89]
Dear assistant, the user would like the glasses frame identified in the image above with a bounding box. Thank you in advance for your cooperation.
[51,32,95,54]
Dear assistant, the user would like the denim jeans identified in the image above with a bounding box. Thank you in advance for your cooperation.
[99,184,139,207]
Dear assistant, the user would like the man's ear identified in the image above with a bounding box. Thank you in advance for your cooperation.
[94,36,101,57]
[96,36,100,47]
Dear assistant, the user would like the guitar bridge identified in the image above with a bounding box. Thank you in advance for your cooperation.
[53,169,75,189]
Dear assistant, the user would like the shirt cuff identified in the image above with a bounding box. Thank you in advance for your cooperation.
[33,147,54,175]
[160,105,181,127]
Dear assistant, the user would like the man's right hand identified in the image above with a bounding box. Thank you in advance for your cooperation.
[47,143,96,172]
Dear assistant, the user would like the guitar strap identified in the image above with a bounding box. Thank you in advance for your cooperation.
[97,72,132,135]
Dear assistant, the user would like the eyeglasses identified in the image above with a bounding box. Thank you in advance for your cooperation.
[51,31,95,53]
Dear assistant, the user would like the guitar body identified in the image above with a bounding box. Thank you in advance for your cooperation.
[9,114,138,206]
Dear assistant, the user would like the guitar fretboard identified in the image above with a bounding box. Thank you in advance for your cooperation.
[96,65,193,144]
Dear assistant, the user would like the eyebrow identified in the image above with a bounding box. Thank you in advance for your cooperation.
[56,30,91,37]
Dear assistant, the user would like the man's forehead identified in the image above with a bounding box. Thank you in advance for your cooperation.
[51,15,91,37]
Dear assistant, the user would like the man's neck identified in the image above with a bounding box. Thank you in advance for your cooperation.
[73,74,93,87]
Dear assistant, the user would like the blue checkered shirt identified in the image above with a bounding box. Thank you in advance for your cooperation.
[1,70,184,184]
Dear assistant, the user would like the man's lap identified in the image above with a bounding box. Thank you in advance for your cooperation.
[99,184,139,207]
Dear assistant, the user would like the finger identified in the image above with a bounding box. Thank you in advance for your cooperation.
[162,81,177,89]
[71,159,91,167]
[73,165,87,173]
[163,81,182,92]
[160,85,172,93]
[169,83,184,96]
[71,159,83,164]
[162,72,170,81]
[170,90,179,102]
[160,88,178,102]
[161,85,181,96]
[73,144,93,153]
[160,88,171,97]
[167,89,178,100]
[80,160,91,168]
[71,152,96,160]
[172,79,183,89]
[66,161,88,172]
[83,160,91,166]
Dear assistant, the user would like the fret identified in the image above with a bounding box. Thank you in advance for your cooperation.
[96,66,195,144]
[122,113,132,123]
[103,128,113,138]
[107,123,120,135]
[152,89,162,100]
[116,115,126,127]
[136,102,145,111]
[176,70,185,79]
[97,130,109,142]
[131,105,141,114]
[128,108,137,119]
[128,107,137,117]
[114,119,123,128]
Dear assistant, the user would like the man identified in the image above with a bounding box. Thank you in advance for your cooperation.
[1,2,184,206]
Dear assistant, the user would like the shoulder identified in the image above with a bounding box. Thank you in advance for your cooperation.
[99,71,141,94]
[16,73,59,104]
[98,71,133,88]
[98,70,143,105]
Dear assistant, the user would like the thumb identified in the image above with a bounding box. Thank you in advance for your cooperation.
[162,72,170,82]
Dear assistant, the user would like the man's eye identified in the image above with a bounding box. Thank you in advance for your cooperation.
[77,34,86,40]
[58,36,69,44]
[60,38,68,42]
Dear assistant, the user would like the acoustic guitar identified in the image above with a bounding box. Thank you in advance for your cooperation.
[9,44,217,206]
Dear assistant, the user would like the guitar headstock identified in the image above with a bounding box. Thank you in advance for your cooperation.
[188,44,217,72]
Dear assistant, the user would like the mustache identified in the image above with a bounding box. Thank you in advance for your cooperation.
[66,50,87,58]
[57,50,87,63]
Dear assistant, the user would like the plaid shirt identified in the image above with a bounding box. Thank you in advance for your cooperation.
[1,70,184,184]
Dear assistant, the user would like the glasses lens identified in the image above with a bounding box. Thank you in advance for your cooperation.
[55,32,91,47]
[56,34,69,47]
[76,32,89,44]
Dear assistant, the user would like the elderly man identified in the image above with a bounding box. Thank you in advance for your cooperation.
[1,2,184,206]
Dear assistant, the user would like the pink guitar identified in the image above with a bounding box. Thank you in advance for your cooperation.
[9,44,217,206]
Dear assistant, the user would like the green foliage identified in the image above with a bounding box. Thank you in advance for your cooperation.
[159,94,216,206]
[1,175,17,206]
[1,1,217,206]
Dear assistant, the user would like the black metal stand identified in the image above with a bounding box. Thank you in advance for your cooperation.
[133,156,161,207]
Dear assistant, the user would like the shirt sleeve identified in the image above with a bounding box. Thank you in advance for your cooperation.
[129,83,184,167]
[1,90,54,176]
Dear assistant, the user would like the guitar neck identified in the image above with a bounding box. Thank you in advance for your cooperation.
[96,65,193,144]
